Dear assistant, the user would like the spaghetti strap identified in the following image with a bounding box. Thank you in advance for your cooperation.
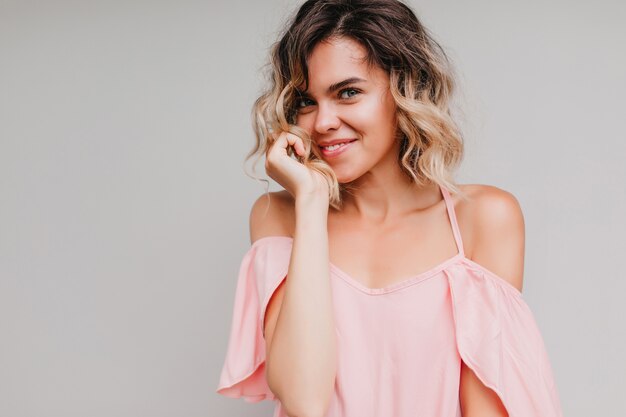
[440,184,465,257]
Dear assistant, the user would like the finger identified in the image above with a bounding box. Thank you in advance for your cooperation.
[280,132,299,155]
[295,138,306,157]
[266,131,288,159]
[285,133,307,157]
[287,134,303,156]
[268,131,305,158]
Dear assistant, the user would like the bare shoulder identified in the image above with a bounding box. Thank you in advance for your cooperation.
[459,184,524,221]
[249,190,296,244]
[457,184,526,292]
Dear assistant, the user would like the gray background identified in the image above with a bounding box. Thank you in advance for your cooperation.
[1,0,624,416]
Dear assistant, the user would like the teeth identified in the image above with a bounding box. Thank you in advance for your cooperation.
[322,142,351,151]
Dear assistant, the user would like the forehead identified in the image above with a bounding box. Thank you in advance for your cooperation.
[298,37,382,92]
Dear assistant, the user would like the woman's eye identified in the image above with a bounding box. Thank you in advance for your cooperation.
[340,88,360,99]
[296,97,314,108]
[295,88,360,111]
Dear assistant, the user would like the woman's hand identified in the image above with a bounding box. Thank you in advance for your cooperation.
[265,130,330,202]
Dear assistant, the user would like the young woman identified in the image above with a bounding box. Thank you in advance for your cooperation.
[217,1,563,416]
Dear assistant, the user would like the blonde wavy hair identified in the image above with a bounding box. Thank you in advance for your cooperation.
[245,0,468,210]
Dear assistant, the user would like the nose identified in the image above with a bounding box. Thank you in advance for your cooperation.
[313,101,341,134]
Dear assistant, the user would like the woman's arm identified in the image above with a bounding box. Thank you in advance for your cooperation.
[460,362,509,417]
[255,192,337,417]
[460,185,525,417]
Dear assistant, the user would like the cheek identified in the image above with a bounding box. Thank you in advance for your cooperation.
[294,114,313,131]
[351,97,397,138]
[294,96,397,136]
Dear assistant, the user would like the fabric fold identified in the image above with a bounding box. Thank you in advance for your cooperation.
[445,262,563,417]
[216,238,291,403]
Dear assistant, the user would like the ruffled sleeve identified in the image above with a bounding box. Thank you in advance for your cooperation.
[216,237,292,403]
[445,260,564,417]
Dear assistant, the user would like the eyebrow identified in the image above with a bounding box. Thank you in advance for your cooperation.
[296,77,367,96]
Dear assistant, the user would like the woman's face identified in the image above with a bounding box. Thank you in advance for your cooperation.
[294,36,399,183]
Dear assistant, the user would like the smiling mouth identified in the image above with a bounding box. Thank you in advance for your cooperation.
[319,139,357,158]
[319,139,357,151]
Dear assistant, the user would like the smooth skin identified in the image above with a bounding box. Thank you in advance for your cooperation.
[257,36,522,417]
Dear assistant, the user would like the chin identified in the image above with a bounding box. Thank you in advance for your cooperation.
[325,161,364,185]
[334,171,362,185]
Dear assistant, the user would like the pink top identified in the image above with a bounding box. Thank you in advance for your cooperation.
[216,185,563,417]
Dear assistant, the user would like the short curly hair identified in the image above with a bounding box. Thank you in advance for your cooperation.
[246,0,467,209]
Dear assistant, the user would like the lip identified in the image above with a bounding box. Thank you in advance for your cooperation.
[319,139,357,158]
[318,138,357,147]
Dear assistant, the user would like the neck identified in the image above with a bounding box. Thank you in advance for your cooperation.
[337,171,441,224]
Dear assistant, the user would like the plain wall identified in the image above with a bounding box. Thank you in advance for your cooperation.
[1,0,624,416]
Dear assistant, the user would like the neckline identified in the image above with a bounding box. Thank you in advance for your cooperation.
[330,251,465,294]
[336,184,465,294]
[251,184,468,295]
[249,235,523,297]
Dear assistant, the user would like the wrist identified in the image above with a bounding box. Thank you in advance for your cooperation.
[295,191,329,213]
